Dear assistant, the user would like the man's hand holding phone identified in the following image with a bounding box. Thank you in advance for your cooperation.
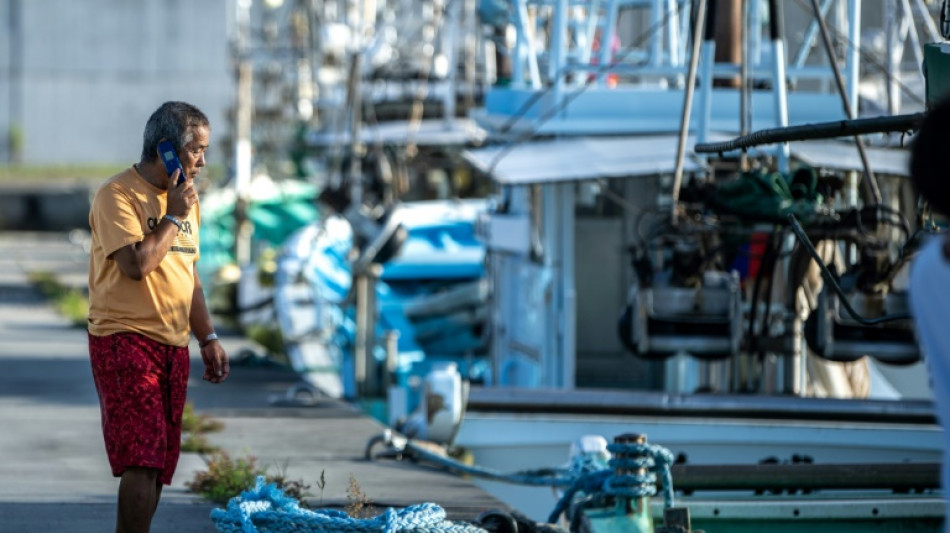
[158,140,197,221]
[165,171,196,222]
[158,140,187,186]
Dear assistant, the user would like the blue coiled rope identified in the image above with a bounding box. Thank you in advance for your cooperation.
[211,476,489,533]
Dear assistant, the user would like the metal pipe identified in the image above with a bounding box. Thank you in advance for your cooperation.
[886,0,897,114]
[347,52,363,207]
[8,0,23,163]
[666,462,940,491]
[705,0,718,42]
[670,0,709,223]
[234,0,254,267]
[598,0,621,86]
[465,385,937,424]
[903,0,925,83]
[693,112,924,153]
[769,0,789,171]
[845,0,860,117]
[767,0,781,40]
[739,0,748,170]
[792,0,834,70]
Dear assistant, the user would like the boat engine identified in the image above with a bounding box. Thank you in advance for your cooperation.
[619,233,742,361]
[804,233,919,366]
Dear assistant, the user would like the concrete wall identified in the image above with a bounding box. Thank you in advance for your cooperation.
[0,0,233,167]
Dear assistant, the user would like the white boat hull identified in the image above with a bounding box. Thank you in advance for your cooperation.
[454,391,943,521]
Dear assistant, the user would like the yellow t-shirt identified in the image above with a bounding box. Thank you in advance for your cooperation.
[87,166,201,347]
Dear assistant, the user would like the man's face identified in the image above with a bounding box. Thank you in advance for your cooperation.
[180,125,210,180]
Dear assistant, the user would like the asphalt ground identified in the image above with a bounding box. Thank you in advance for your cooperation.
[0,231,504,532]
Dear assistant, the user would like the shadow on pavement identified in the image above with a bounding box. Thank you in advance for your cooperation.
[0,357,100,406]
[0,501,218,533]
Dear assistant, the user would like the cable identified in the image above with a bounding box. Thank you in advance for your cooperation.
[786,213,911,325]
[758,227,785,358]
[851,204,912,241]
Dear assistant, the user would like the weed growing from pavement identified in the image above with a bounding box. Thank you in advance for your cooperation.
[186,451,312,505]
[346,473,377,518]
[269,459,313,506]
[316,469,326,506]
[187,452,265,504]
[181,402,224,454]
[181,432,219,454]
[182,402,225,433]
[27,271,88,327]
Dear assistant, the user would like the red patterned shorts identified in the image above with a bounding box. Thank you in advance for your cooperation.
[88,332,190,485]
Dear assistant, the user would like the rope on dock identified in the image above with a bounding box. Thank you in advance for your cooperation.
[365,431,677,529]
[211,476,489,533]
[368,436,577,488]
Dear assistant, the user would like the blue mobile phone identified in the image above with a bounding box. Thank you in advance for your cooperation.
[157,140,187,186]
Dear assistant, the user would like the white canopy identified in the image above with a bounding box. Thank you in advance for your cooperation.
[789,140,910,177]
[462,134,711,184]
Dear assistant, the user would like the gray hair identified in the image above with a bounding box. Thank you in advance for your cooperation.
[140,101,210,162]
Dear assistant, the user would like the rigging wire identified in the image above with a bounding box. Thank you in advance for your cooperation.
[493,0,692,135]
[486,0,693,174]
[486,0,932,176]
[789,0,927,108]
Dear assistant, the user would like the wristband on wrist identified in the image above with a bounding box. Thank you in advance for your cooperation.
[163,214,182,231]
[199,332,219,348]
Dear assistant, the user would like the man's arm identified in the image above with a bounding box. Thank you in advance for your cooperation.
[111,220,180,280]
[112,174,195,280]
[190,267,230,383]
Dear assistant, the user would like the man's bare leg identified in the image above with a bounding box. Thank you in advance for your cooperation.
[116,467,160,533]
[152,483,163,517]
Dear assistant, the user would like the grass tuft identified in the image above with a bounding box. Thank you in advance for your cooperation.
[182,402,225,434]
[26,271,88,327]
[186,452,265,504]
[345,473,377,518]
[186,451,312,505]
[180,402,224,454]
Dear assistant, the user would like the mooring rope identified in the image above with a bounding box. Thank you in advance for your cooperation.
[211,476,489,533]
[546,441,676,524]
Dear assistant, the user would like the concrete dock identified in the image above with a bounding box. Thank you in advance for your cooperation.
[0,231,507,531]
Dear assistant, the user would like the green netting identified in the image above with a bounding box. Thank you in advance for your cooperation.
[198,179,320,283]
[708,167,820,224]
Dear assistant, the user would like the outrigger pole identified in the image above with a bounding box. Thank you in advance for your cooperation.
[671,0,709,224]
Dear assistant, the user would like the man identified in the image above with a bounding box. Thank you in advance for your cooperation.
[909,95,950,533]
[87,101,230,533]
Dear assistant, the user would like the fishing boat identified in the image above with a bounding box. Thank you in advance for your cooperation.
[205,0,497,404]
[424,0,946,527]
[211,0,948,529]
